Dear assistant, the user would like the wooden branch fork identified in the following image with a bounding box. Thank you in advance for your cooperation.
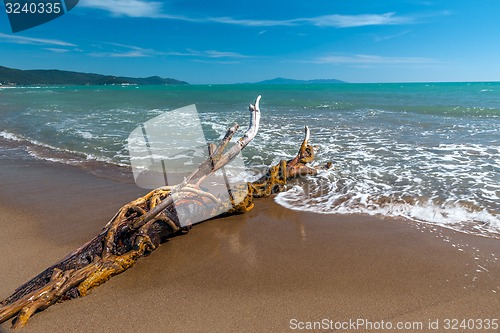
[0,96,327,328]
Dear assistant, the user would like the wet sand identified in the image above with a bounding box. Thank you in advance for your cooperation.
[0,159,499,332]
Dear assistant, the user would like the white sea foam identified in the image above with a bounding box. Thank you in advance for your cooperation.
[275,182,500,238]
[263,107,499,239]
[75,130,94,140]
[0,130,23,142]
[1,128,128,167]
[26,150,79,165]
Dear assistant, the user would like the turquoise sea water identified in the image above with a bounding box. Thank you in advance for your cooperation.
[0,83,499,237]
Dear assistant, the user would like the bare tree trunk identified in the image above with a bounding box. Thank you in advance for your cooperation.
[0,96,326,328]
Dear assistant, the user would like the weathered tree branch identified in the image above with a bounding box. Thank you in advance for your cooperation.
[0,96,327,328]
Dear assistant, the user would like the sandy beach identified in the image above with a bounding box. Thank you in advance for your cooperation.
[0,158,499,333]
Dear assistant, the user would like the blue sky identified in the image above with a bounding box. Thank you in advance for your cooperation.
[1,0,500,84]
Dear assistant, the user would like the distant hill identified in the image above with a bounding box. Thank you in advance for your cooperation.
[0,66,188,86]
[254,77,346,84]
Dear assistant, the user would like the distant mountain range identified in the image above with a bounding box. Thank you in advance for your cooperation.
[253,77,346,84]
[0,66,188,86]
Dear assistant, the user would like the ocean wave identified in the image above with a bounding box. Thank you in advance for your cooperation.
[0,130,24,142]
[0,129,129,168]
[274,172,500,239]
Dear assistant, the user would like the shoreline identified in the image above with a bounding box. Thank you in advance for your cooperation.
[0,158,499,332]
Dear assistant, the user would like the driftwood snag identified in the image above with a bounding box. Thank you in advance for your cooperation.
[0,96,325,328]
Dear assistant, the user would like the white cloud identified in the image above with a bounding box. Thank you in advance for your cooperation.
[89,43,248,60]
[105,42,146,50]
[89,51,149,57]
[109,50,150,57]
[373,30,412,42]
[0,33,76,46]
[44,48,70,53]
[79,0,163,18]
[79,0,200,21]
[208,16,294,27]
[89,43,153,57]
[303,12,412,27]
[165,49,249,59]
[204,50,248,58]
[313,54,437,65]
[77,1,415,28]
[209,12,411,28]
